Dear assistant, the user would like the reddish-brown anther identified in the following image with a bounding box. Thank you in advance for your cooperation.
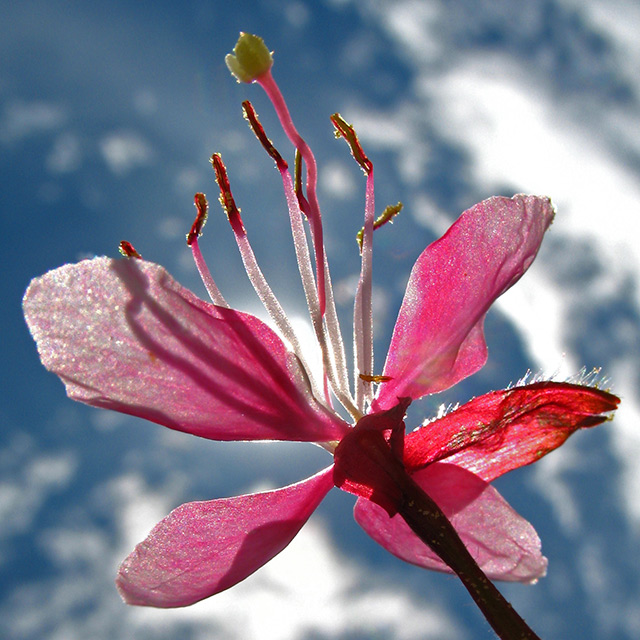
[118,240,142,259]
[186,193,209,246]
[210,153,245,235]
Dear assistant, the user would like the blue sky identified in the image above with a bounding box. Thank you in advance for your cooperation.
[3,1,640,638]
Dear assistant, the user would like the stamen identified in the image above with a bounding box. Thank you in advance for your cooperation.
[354,169,375,410]
[211,152,325,404]
[356,202,403,253]
[321,253,359,416]
[242,99,358,416]
[228,39,360,418]
[118,240,142,259]
[276,105,362,420]
[186,193,229,308]
[210,154,245,236]
[331,114,375,411]
[294,150,311,219]
[287,173,358,415]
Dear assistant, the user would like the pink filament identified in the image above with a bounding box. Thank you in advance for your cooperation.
[257,70,327,316]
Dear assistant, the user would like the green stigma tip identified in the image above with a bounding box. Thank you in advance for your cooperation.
[225,33,273,83]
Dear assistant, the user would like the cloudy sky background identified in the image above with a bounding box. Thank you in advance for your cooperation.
[3,1,640,638]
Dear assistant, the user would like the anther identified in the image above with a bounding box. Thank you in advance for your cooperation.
[186,193,209,246]
[294,149,311,218]
[210,153,245,235]
[119,240,142,259]
[359,374,393,383]
[356,202,403,252]
[242,101,288,172]
[330,113,373,175]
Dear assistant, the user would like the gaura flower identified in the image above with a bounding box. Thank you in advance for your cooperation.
[23,33,618,617]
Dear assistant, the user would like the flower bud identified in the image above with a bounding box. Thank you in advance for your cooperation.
[225,33,273,83]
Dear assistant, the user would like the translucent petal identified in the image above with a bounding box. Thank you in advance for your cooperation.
[23,257,348,441]
[355,462,547,582]
[376,195,554,408]
[117,467,334,607]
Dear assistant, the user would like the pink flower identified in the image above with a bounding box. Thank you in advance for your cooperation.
[23,33,618,612]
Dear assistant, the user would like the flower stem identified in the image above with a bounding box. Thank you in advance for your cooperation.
[397,474,541,640]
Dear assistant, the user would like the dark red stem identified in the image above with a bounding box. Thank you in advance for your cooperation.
[396,473,542,640]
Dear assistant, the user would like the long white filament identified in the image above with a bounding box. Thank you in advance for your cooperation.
[190,239,230,308]
[322,252,359,415]
[354,170,375,412]
[279,166,359,417]
[229,219,326,404]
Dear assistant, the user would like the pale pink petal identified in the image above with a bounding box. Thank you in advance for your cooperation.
[354,462,547,582]
[23,257,348,441]
[376,195,555,409]
[117,466,334,607]
[404,382,619,481]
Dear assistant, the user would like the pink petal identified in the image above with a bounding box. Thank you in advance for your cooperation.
[376,195,555,409]
[354,462,547,582]
[404,382,619,481]
[117,466,334,607]
[23,257,348,441]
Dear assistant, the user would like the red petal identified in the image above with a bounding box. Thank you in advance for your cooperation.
[376,195,554,409]
[23,258,348,442]
[404,382,619,481]
[117,467,334,607]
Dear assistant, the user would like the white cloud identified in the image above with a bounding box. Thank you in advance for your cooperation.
[559,0,640,79]
[0,100,66,144]
[132,89,158,116]
[126,516,463,640]
[99,130,153,175]
[345,101,431,184]
[112,474,465,640]
[375,0,442,64]
[283,1,310,28]
[531,441,584,536]
[606,370,640,522]
[3,469,464,640]
[46,132,82,173]
[426,54,640,524]
[425,56,640,293]
[319,159,359,199]
[0,435,77,551]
